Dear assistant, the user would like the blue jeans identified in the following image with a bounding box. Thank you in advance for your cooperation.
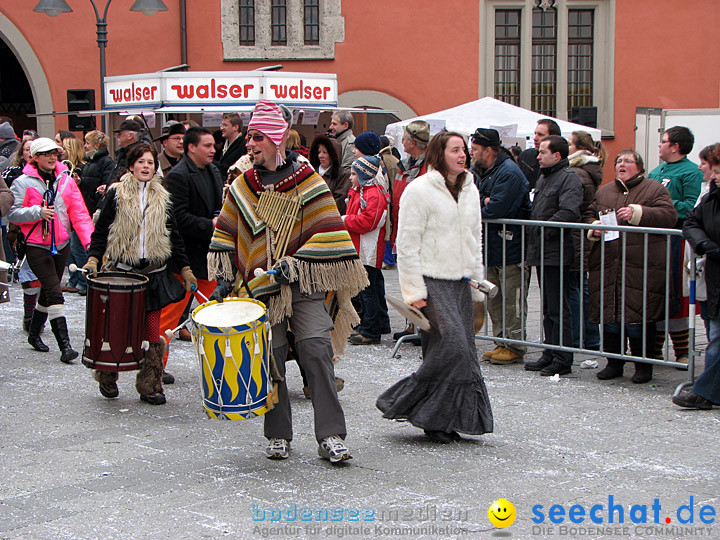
[692,316,720,404]
[568,271,600,349]
[383,240,396,266]
[699,300,711,339]
[66,230,88,291]
[2,225,15,265]
[356,265,390,339]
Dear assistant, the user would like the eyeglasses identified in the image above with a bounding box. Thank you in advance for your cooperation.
[35,150,59,157]
[245,133,265,142]
[615,158,637,165]
[167,136,184,142]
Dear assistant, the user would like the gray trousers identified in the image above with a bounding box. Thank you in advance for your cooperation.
[263,284,347,443]
[486,264,529,355]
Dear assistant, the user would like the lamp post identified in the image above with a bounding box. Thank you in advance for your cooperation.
[33,0,168,131]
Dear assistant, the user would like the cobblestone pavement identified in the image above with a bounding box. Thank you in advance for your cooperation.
[0,269,716,540]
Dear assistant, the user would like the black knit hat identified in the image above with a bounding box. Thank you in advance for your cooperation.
[471,128,501,147]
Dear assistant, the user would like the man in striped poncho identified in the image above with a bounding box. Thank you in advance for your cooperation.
[207,101,368,464]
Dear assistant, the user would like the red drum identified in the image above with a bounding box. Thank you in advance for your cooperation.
[82,272,149,372]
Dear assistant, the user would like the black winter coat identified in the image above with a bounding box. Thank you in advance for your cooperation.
[479,151,531,267]
[79,148,115,214]
[164,155,224,279]
[526,159,582,267]
[215,136,247,181]
[684,182,720,319]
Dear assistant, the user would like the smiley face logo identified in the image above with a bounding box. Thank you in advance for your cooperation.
[488,498,516,528]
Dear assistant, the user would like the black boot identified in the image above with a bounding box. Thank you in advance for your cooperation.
[28,310,49,352]
[631,362,653,384]
[629,334,654,383]
[596,359,625,380]
[597,331,625,379]
[50,317,79,364]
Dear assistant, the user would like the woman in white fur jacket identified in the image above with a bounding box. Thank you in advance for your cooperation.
[376,131,494,443]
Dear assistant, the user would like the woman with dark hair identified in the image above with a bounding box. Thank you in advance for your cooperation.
[8,137,94,363]
[2,136,43,330]
[568,130,605,350]
[376,131,493,443]
[81,130,115,218]
[82,143,197,404]
[584,150,677,384]
[674,144,720,409]
[309,134,350,214]
[690,143,720,338]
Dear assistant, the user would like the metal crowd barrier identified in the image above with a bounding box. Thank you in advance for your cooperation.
[472,218,699,393]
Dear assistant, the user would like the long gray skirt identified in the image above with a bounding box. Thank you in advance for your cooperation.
[376,277,494,435]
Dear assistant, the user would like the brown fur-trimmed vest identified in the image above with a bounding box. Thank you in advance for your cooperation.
[105,173,173,266]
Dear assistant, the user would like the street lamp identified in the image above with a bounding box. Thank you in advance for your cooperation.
[34,0,169,131]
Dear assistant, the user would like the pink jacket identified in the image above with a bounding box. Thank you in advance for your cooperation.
[343,183,388,268]
[8,161,94,249]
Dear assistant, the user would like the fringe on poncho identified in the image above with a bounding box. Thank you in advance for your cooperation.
[207,163,368,357]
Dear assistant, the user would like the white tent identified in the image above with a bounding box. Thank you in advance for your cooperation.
[385,97,601,153]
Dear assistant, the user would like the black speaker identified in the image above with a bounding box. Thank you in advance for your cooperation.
[570,106,597,128]
[67,89,95,132]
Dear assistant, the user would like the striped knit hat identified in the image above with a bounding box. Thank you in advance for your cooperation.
[351,155,381,186]
[248,100,289,167]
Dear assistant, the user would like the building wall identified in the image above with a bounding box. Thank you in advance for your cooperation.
[1,0,720,179]
[608,0,720,173]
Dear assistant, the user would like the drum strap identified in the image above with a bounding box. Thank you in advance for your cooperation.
[114,260,166,275]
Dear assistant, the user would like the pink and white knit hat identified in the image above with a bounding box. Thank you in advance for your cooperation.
[248,100,289,167]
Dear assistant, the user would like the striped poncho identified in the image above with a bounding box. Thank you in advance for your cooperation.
[207,162,368,356]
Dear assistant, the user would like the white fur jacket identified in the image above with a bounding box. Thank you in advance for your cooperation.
[396,168,485,304]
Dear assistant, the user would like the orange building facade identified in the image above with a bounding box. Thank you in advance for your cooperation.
[1,0,719,172]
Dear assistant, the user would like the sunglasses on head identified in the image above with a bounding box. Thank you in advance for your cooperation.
[245,133,265,142]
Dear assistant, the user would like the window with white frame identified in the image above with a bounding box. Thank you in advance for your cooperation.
[221,0,344,61]
[480,0,615,132]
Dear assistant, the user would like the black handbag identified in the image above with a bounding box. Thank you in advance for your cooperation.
[14,222,40,261]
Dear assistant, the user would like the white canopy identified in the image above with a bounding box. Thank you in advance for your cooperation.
[385,97,601,152]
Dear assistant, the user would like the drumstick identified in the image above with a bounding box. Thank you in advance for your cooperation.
[164,319,192,340]
[191,283,209,303]
[0,260,11,271]
[463,277,499,298]
[253,268,277,277]
[68,263,92,274]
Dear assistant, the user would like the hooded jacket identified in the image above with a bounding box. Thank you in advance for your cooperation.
[310,134,350,215]
[584,173,678,324]
[569,150,603,270]
[8,161,94,251]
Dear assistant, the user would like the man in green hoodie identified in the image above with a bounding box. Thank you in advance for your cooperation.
[648,126,704,365]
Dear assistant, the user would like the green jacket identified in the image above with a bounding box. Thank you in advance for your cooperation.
[647,156,703,221]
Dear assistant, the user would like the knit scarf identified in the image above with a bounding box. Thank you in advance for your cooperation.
[208,163,368,356]
[105,173,173,267]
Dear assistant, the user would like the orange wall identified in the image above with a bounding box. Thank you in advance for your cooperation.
[605,0,720,180]
[1,0,478,131]
[3,0,720,174]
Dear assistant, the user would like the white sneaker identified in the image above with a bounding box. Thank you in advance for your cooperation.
[265,438,290,460]
[318,435,352,463]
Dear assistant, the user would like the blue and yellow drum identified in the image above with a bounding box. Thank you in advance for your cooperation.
[190,298,273,420]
